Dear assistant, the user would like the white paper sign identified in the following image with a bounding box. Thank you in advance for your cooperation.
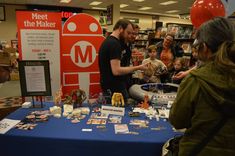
[0,119,21,134]
[101,106,125,116]
[25,66,46,92]
[21,29,60,95]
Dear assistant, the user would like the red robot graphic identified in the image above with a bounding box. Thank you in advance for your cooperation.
[61,13,105,99]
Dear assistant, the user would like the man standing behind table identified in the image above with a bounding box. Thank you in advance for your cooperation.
[98,19,148,102]
[120,24,140,90]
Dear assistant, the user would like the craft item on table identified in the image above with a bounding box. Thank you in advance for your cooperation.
[129,119,149,128]
[72,108,82,116]
[62,94,73,105]
[90,113,108,119]
[92,107,101,113]
[71,119,80,124]
[132,107,145,113]
[108,115,122,123]
[96,125,107,131]
[64,104,73,113]
[32,110,50,115]
[128,111,140,117]
[66,114,72,119]
[111,92,124,107]
[63,112,69,117]
[22,102,32,108]
[86,119,106,125]
[63,104,73,117]
[49,106,62,118]
[155,114,160,121]
[137,94,149,109]
[150,95,158,106]
[96,92,107,104]
[67,113,86,122]
[151,126,166,131]
[79,115,86,120]
[80,107,90,115]
[167,100,174,108]
[15,122,37,130]
[114,124,129,134]
[158,107,170,118]
[14,110,50,130]
[25,111,50,122]
[53,114,61,118]
[145,107,157,120]
[54,86,63,106]
[96,125,106,129]
[71,88,87,108]
[88,92,109,108]
[128,131,139,135]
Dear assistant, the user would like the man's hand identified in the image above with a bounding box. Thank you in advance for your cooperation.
[138,62,150,71]
[173,71,188,80]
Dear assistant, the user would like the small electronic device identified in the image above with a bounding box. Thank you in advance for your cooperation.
[128,111,140,117]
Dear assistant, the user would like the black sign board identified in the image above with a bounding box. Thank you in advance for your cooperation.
[19,60,51,97]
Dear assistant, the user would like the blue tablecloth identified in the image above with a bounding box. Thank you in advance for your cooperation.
[0,103,181,156]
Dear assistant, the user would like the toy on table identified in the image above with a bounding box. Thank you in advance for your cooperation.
[89,92,107,105]
[71,88,87,107]
[54,87,63,106]
[128,111,140,117]
[137,94,149,109]
[96,92,107,104]
[111,92,124,107]
[62,94,73,105]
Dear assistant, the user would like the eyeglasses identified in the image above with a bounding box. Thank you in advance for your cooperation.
[193,43,200,52]
[165,37,173,42]
[192,39,204,53]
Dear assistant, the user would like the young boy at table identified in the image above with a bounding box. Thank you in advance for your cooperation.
[141,45,167,83]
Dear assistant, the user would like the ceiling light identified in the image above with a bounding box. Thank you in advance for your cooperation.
[120,4,129,8]
[92,7,106,10]
[165,10,180,13]
[133,0,145,2]
[89,1,102,6]
[159,1,178,5]
[60,0,71,3]
[138,7,152,10]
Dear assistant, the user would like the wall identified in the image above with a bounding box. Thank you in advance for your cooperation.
[0,5,26,45]
[0,5,192,44]
[84,10,192,31]
[159,16,191,27]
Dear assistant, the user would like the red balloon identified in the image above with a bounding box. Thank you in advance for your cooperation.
[190,0,225,28]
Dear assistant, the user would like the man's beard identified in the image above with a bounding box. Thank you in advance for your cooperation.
[119,31,125,40]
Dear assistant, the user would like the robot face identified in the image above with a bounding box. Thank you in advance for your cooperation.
[63,13,102,35]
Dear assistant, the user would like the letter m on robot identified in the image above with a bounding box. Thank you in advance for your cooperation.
[75,45,92,63]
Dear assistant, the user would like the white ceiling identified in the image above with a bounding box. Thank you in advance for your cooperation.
[0,0,195,17]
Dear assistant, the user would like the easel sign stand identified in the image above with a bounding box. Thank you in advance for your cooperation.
[19,60,52,109]
[31,96,44,108]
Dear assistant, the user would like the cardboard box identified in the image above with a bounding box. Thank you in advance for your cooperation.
[0,52,11,66]
[10,71,19,81]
